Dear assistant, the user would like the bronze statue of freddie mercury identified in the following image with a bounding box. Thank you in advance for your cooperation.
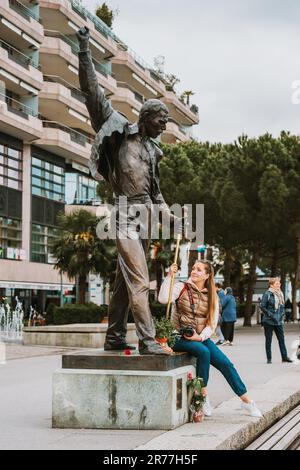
[77,26,180,355]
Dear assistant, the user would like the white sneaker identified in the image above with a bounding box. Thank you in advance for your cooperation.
[221,340,230,346]
[241,401,263,418]
[202,396,213,417]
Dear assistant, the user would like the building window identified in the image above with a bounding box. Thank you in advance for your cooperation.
[31,224,59,264]
[0,217,22,259]
[0,143,22,190]
[65,173,99,205]
[31,157,64,202]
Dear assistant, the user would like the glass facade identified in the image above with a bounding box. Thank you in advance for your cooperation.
[0,217,22,258]
[31,157,64,202]
[0,143,22,190]
[31,224,59,264]
[65,172,98,205]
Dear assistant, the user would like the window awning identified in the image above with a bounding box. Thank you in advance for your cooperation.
[0,281,74,291]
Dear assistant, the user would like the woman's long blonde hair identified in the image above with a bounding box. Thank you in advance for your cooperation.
[194,260,217,328]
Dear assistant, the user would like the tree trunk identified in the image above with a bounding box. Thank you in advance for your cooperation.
[223,248,233,287]
[280,268,287,298]
[238,280,245,304]
[243,253,258,326]
[206,247,213,261]
[78,274,87,304]
[271,247,279,277]
[291,272,297,321]
[188,249,198,273]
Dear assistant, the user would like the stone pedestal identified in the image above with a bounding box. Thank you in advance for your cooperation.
[23,323,138,348]
[52,351,196,430]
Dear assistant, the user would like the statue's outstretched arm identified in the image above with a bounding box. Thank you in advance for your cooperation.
[76,27,113,132]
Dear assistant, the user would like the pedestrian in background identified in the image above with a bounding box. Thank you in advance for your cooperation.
[221,287,237,346]
[260,277,293,364]
[255,297,262,325]
[284,298,292,323]
[215,282,225,345]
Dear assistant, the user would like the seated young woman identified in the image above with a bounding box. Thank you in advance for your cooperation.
[158,260,262,418]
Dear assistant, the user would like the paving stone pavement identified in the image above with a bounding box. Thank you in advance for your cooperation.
[0,322,299,450]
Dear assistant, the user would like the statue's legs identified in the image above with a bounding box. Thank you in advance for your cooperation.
[105,236,156,350]
[104,204,171,354]
[104,259,130,347]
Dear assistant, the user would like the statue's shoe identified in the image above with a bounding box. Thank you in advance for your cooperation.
[104,343,136,351]
[139,343,173,355]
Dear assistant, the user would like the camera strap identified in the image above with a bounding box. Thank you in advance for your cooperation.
[176,283,195,313]
[186,284,196,313]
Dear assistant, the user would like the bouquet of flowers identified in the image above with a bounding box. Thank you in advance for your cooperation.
[186,373,205,422]
[154,316,176,350]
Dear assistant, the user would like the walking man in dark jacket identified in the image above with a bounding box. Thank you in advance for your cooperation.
[260,277,293,364]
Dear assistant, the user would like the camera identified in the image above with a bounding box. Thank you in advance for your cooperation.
[179,326,194,337]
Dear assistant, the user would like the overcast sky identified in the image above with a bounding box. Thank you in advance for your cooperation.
[83,0,300,143]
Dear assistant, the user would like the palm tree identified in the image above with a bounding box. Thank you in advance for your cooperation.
[182,90,195,106]
[51,210,117,304]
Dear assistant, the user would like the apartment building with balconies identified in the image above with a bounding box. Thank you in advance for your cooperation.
[0,0,199,311]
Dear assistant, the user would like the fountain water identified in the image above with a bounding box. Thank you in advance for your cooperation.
[0,297,24,342]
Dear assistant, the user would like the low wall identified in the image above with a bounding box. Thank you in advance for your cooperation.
[23,323,138,348]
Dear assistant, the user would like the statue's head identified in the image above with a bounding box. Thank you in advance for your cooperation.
[138,99,169,138]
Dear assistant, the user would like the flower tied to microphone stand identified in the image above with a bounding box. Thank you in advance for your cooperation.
[187,373,205,422]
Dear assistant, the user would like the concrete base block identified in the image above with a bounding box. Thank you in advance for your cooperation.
[23,323,138,348]
[52,365,195,430]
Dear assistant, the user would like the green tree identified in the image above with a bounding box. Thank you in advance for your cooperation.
[164,73,180,92]
[181,90,195,106]
[51,210,117,304]
[160,135,298,326]
[95,3,114,28]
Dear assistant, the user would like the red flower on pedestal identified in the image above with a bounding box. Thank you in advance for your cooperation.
[124,349,132,356]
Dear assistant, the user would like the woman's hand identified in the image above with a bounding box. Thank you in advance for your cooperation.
[183,329,203,342]
[168,263,178,276]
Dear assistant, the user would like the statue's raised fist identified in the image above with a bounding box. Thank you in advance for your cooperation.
[76,26,90,48]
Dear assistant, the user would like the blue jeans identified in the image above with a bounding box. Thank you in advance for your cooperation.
[263,325,288,361]
[173,337,247,397]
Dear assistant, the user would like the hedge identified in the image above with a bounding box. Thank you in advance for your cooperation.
[236,303,256,318]
[52,303,107,325]
[45,302,56,325]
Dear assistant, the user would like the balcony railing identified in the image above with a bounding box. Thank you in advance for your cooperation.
[44,29,79,55]
[117,81,145,105]
[0,92,37,118]
[70,0,109,39]
[44,30,111,77]
[67,198,101,206]
[69,1,164,85]
[43,75,85,103]
[70,0,87,21]
[168,118,188,136]
[0,39,39,69]
[92,59,109,77]
[9,0,41,23]
[42,121,94,146]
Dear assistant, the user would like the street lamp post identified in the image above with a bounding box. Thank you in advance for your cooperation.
[60,271,64,307]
